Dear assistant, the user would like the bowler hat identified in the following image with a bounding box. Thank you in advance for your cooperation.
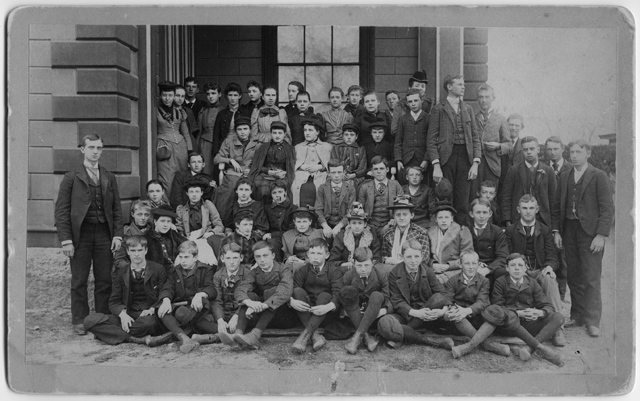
[300,115,325,132]
[345,202,369,221]
[481,305,521,331]
[432,200,457,216]
[339,286,360,305]
[386,194,416,211]
[152,206,178,222]
[183,176,209,192]
[235,116,251,129]
[270,121,287,132]
[289,205,318,223]
[409,70,429,85]
[342,123,360,135]
[158,80,177,92]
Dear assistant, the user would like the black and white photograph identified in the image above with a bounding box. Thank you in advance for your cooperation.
[5,3,635,396]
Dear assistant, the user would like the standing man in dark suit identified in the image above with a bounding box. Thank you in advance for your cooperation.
[545,136,572,300]
[54,134,124,335]
[497,113,525,206]
[184,76,207,125]
[427,75,481,215]
[557,140,614,338]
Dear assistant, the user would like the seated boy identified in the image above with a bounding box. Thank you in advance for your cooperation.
[381,195,430,269]
[357,156,404,235]
[321,86,354,145]
[377,240,454,349]
[175,178,224,255]
[460,180,501,227]
[505,194,565,346]
[289,238,344,353]
[219,210,263,270]
[343,85,365,118]
[289,91,318,146]
[330,202,381,271]
[282,206,324,272]
[354,90,392,146]
[402,166,436,229]
[262,180,297,262]
[84,235,172,347]
[340,247,391,354]
[229,178,270,236]
[329,123,367,188]
[489,253,565,366]
[170,152,216,210]
[394,88,429,185]
[124,200,153,237]
[197,82,223,177]
[315,159,356,239]
[157,241,219,353]
[426,201,474,284]
[364,122,394,176]
[221,241,296,349]
[443,251,511,358]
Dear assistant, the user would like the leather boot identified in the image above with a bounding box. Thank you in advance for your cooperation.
[191,333,220,345]
[535,344,565,367]
[311,332,327,351]
[423,335,454,350]
[178,333,200,354]
[145,332,174,347]
[125,335,148,344]
[451,342,475,359]
[235,329,263,349]
[480,340,511,356]
[552,329,567,346]
[218,331,236,347]
[518,345,532,361]
[363,332,379,352]
[344,332,362,355]
[291,329,311,354]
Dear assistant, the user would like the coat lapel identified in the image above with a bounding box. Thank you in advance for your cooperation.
[577,164,596,203]
[122,268,131,306]
[397,267,411,303]
[99,165,109,201]
[518,163,528,191]
[443,101,457,126]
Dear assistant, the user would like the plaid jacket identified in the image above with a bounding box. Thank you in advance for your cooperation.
[381,223,431,263]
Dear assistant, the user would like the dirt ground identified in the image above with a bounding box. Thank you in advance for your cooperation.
[24,236,616,375]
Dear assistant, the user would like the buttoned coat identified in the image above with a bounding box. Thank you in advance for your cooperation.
[475,110,511,176]
[342,266,393,312]
[282,228,325,259]
[505,220,558,271]
[491,275,554,316]
[294,261,344,307]
[388,262,449,321]
[394,110,430,164]
[467,222,509,273]
[109,260,167,316]
[159,262,217,303]
[213,135,260,175]
[426,100,481,166]
[557,163,614,237]
[54,163,124,246]
[175,200,224,237]
[444,271,490,316]
[211,106,251,159]
[357,179,404,221]
[426,222,474,270]
[235,261,294,310]
[391,96,435,136]
[381,223,431,262]
[508,137,525,167]
[315,180,356,228]
[212,265,251,320]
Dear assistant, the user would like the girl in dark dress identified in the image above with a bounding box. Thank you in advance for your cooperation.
[228,178,270,238]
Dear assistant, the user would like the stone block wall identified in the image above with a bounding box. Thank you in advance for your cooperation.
[463,28,489,111]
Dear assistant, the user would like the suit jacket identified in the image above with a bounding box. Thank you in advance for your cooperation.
[382,223,431,262]
[427,222,474,271]
[315,180,356,227]
[508,137,525,166]
[388,262,448,321]
[211,106,251,159]
[109,260,167,316]
[505,220,558,271]
[264,198,297,238]
[467,222,509,273]
[54,163,124,246]
[558,163,614,237]
[175,200,224,237]
[500,162,559,230]
[391,96,435,136]
[394,110,429,164]
[143,229,189,274]
[212,265,250,321]
[159,262,217,303]
[294,261,344,307]
[444,272,490,316]
[364,141,394,169]
[357,179,404,221]
[475,110,511,176]
[282,228,325,259]
[213,135,260,176]
[235,261,294,310]
[426,100,481,166]
[342,266,393,312]
[402,184,436,228]
[491,275,555,315]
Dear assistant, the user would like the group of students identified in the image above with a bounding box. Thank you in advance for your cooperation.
[56,69,614,368]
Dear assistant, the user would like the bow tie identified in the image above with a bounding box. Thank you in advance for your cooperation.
[260,108,279,117]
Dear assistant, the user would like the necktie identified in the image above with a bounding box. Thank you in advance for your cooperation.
[87,166,99,185]
[133,269,143,280]
[378,182,385,195]
[313,266,319,274]
[361,276,368,288]
[226,274,236,288]
[333,186,340,196]
[525,226,533,237]
[553,162,559,173]
[409,272,417,281]
[475,227,484,237]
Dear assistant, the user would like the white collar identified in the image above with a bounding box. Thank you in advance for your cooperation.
[474,223,488,230]
[375,178,389,187]
[524,160,539,169]
[410,110,422,119]
[574,163,588,173]
[553,158,565,169]
[226,267,240,277]
[520,219,536,228]
[462,273,474,283]
[510,276,524,286]
[84,160,99,169]
[446,95,460,106]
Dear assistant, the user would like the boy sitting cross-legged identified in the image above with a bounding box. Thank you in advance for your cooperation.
[212,243,251,339]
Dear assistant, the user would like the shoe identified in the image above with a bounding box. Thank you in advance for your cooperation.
[535,344,565,367]
[218,331,236,346]
[311,332,327,351]
[480,340,511,357]
[552,330,567,346]
[344,332,362,355]
[386,340,403,349]
[586,326,600,338]
[191,333,221,345]
[291,329,311,354]
[424,335,454,350]
[363,332,379,352]
[74,324,87,336]
[564,318,584,328]
[235,329,263,349]
[451,342,474,359]
[518,345,532,361]
[124,335,148,345]
[177,333,200,354]
[145,332,174,347]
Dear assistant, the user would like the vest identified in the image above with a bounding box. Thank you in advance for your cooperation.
[371,183,389,226]
[523,228,538,269]
[220,281,240,320]
[84,179,107,224]
[328,189,342,227]
[129,273,148,311]
[408,270,423,309]
[453,108,465,144]
[566,169,584,220]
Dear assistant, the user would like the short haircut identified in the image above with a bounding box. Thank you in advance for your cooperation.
[234,212,254,225]
[518,194,538,205]
[263,84,278,97]
[404,166,423,178]
[308,238,330,253]
[203,82,220,92]
[347,85,363,96]
[470,198,492,211]
[234,177,255,193]
[568,139,592,152]
[353,247,373,263]
[178,240,198,256]
[292,211,312,221]
[146,179,164,193]
[188,152,204,163]
[507,113,524,126]
[131,199,152,214]
[479,180,496,190]
[385,89,399,99]
[269,180,288,193]
[370,156,389,168]
[174,84,186,93]
[79,134,103,147]
[246,80,263,93]
[296,91,311,102]
[328,86,344,98]
[545,136,564,147]
[125,235,148,250]
[476,83,495,96]
[184,181,203,192]
[460,250,479,264]
[252,240,274,254]
[443,74,464,92]
[402,239,423,255]
[362,90,378,100]
[405,88,422,99]
[184,76,198,85]
[288,81,305,92]
[327,159,345,171]
[220,242,242,256]
[520,136,539,147]
[224,82,243,96]
[506,252,526,265]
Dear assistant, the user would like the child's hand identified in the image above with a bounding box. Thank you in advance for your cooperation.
[209,180,217,188]
[262,233,272,240]
[432,263,449,273]
[190,294,204,312]
[158,298,172,318]
[228,315,238,333]
[289,298,311,312]
[322,225,333,238]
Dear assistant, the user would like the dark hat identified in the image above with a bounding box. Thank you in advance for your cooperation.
[235,116,251,129]
[435,178,453,202]
[158,80,177,92]
[174,305,197,326]
[339,286,360,305]
[481,305,520,331]
[423,292,453,309]
[289,205,318,223]
[270,121,287,132]
[432,200,457,216]
[387,194,416,211]
[234,209,255,221]
[152,206,178,222]
[342,123,360,135]
[409,70,429,85]
[183,176,209,192]
[300,114,325,132]
[345,202,369,221]
[368,119,389,132]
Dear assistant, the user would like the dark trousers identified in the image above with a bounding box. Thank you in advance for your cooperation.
[86,310,163,345]
[440,314,485,335]
[339,288,384,333]
[556,247,568,300]
[497,311,564,346]
[441,144,473,215]
[161,305,217,337]
[237,289,298,332]
[470,155,500,204]
[292,288,340,334]
[563,219,604,326]
[71,221,113,324]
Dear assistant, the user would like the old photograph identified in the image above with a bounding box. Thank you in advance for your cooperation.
[6,4,634,396]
